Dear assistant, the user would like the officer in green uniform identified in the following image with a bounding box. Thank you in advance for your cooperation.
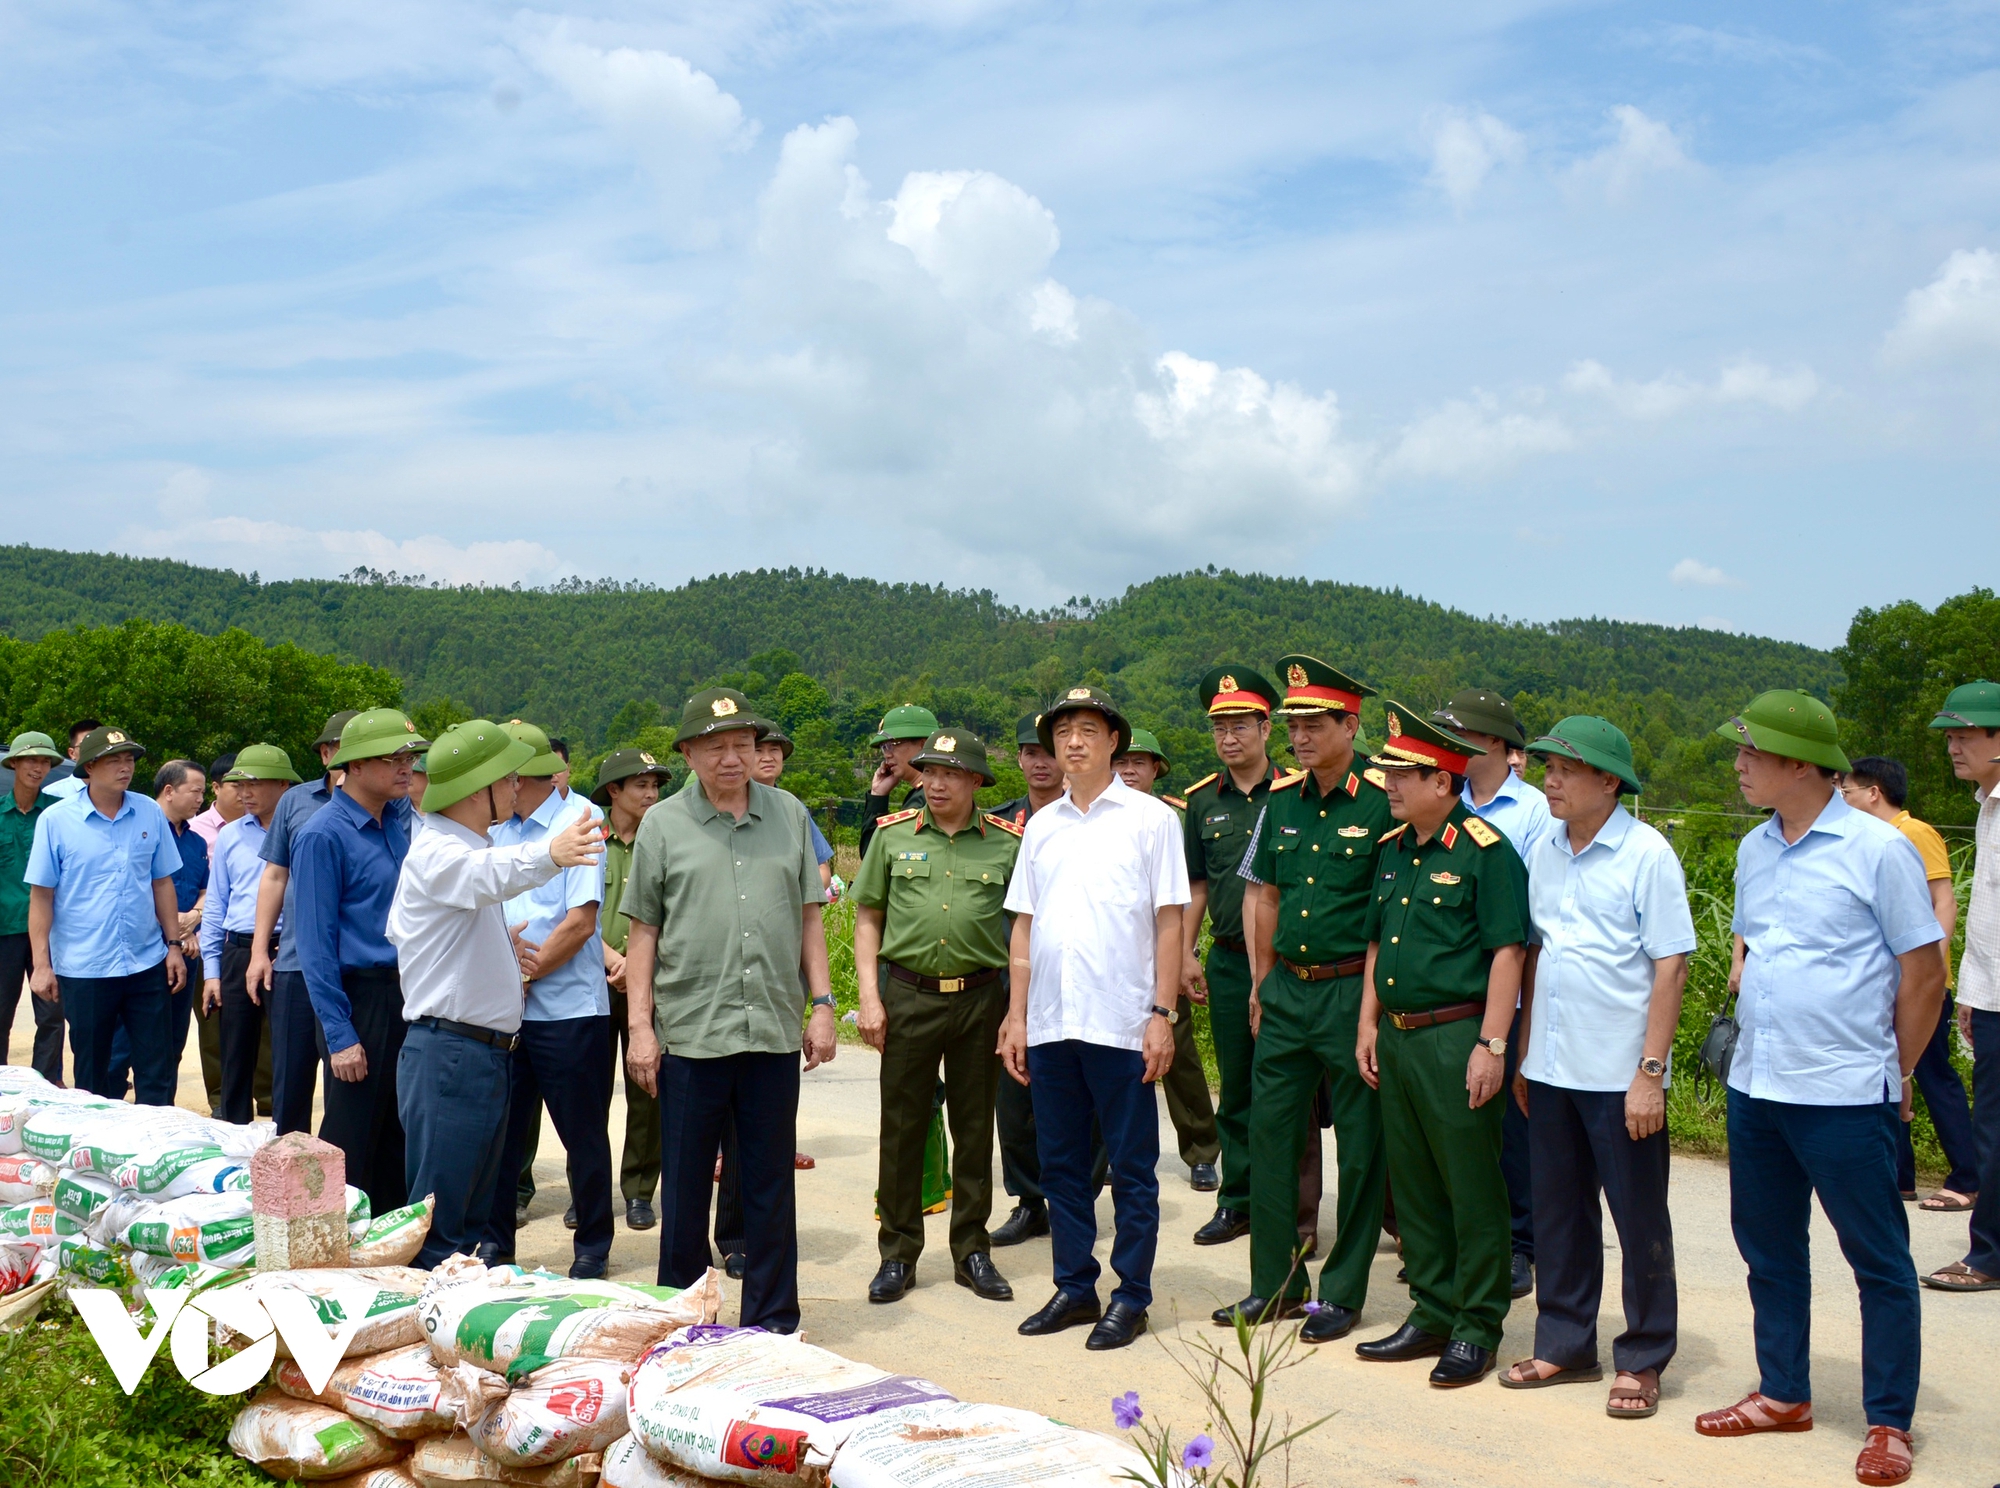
[594,747,675,1230]
[858,704,941,861]
[1216,657,1393,1340]
[853,728,1021,1305]
[1353,702,1530,1387]
[1114,728,1222,1190]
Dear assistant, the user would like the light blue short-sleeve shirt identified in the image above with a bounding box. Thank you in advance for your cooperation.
[1523,806,1698,1091]
[1464,771,1555,865]
[493,789,607,1022]
[24,790,182,978]
[1730,792,1944,1106]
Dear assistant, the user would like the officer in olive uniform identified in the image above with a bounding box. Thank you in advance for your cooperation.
[1114,728,1222,1190]
[1353,703,1530,1387]
[1217,657,1393,1341]
[858,704,940,862]
[854,729,1021,1305]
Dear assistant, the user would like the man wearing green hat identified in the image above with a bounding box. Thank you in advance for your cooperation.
[1352,702,1529,1386]
[292,709,427,1209]
[593,747,676,1231]
[854,728,1021,1305]
[390,719,604,1266]
[1501,717,1693,1417]
[1222,656,1392,1341]
[1922,680,2000,1296]
[25,726,188,1103]
[1693,692,1942,1485]
[199,744,301,1123]
[858,704,940,862]
[0,732,67,1081]
[622,687,836,1331]
[754,724,835,893]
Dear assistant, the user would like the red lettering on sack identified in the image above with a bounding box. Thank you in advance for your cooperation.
[546,1378,604,1424]
[723,1421,807,1473]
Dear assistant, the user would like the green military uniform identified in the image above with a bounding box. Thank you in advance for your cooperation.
[854,729,1023,1270]
[595,747,675,1207]
[1241,658,1394,1310]
[1365,703,1530,1352]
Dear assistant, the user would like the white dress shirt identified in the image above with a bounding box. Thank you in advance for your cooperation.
[1523,806,1698,1091]
[1002,776,1190,1053]
[387,813,564,1034]
[1958,784,1999,1013]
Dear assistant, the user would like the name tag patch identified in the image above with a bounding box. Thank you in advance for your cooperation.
[1205,813,1232,826]
[895,851,927,861]
[1278,826,1299,836]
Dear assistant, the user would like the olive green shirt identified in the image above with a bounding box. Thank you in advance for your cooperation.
[1247,765,1396,962]
[0,790,58,938]
[1364,802,1529,1013]
[1183,762,1282,941]
[622,778,825,1058]
[853,806,1021,977]
[601,829,636,955]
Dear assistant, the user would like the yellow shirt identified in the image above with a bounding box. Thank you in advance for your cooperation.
[1893,810,1954,987]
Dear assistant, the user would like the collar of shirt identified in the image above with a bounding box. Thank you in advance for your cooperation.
[1214,763,1280,799]
[918,805,988,837]
[1466,770,1530,812]
[1053,775,1142,819]
[1754,788,1857,849]
[1551,801,1635,859]
[688,778,765,826]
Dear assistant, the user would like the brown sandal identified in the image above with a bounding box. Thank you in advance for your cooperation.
[1855,1424,1912,1486]
[1498,1357,1603,1389]
[1920,1260,2000,1291]
[1917,1189,1975,1212]
[1607,1368,1659,1418]
[1694,1392,1813,1436]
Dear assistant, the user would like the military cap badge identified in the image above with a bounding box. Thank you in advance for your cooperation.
[1287,663,1307,688]
[107,730,126,744]
[639,752,656,764]
[935,735,957,752]
[712,697,738,717]
[1218,673,1238,694]
[1067,687,1092,701]
[1387,713,1402,737]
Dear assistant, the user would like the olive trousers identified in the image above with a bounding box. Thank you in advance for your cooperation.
[1205,944,1256,1211]
[1161,993,1221,1170]
[1378,1014,1511,1349]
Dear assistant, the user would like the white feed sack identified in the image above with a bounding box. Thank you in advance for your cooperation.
[464,1356,633,1466]
[408,1432,594,1488]
[228,1388,407,1481]
[0,1154,58,1202]
[828,1401,1193,1488]
[121,1190,257,1266]
[218,1266,431,1358]
[274,1342,507,1440]
[350,1197,434,1267]
[417,1258,722,1377]
[600,1432,733,1488]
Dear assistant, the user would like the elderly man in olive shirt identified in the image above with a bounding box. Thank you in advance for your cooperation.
[623,688,837,1334]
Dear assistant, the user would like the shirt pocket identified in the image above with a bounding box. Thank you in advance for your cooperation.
[1268,836,1303,887]
[1785,882,1857,953]
[1417,876,1468,912]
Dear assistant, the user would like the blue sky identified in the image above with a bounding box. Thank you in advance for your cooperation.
[3,2,1996,648]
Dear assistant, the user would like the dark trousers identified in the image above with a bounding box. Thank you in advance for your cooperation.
[62,961,175,1105]
[1028,1039,1160,1311]
[1897,991,1979,1195]
[400,1020,514,1268]
[218,941,269,1124]
[1527,1081,1677,1375]
[996,1057,1109,1205]
[195,987,223,1113]
[269,969,322,1136]
[1501,1008,1533,1259]
[659,1050,802,1332]
[609,989,661,1201]
[317,969,407,1212]
[715,1113,746,1257]
[0,933,66,1082]
[1964,1008,2000,1276]
[486,1016,615,1265]
[1727,1089,1919,1430]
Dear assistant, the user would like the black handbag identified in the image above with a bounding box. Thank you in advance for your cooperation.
[1698,993,1739,1097]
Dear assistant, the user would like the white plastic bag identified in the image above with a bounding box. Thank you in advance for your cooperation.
[828,1402,1189,1488]
[50,1169,121,1229]
[0,1239,41,1295]
[228,1388,406,1480]
[122,1189,256,1265]
[274,1342,508,1440]
[417,1260,721,1377]
[465,1357,632,1466]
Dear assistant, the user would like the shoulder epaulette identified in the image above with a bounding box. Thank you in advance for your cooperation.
[1378,822,1408,843]
[875,808,922,828]
[1363,767,1387,790]
[1463,817,1501,849]
[1270,769,1307,791]
[983,811,1025,837]
[1185,771,1219,794]
[1161,794,1186,810]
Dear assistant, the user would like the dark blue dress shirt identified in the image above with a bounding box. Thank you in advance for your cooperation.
[292,787,413,1053]
[169,819,209,913]
[261,776,335,974]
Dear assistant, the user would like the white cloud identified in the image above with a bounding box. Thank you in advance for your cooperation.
[1573,105,1691,201]
[124,515,574,588]
[1670,557,1738,588]
[1884,248,2000,363]
[1425,108,1523,208]
[886,169,1061,301]
[1384,395,1572,478]
[1565,357,1818,417]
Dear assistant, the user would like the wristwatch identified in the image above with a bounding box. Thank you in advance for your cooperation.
[1151,1004,1177,1025]
[810,995,836,1011]
[1638,1056,1667,1078]
[1479,1036,1506,1057]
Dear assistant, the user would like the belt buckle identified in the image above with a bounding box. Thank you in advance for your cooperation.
[937,977,964,993]
[1292,962,1311,981]
[1388,1011,1412,1031]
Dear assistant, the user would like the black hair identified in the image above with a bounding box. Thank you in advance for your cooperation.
[68,718,101,744]
[549,738,570,762]
[208,752,238,781]
[1847,756,1909,808]
[1414,765,1469,796]
[153,760,203,792]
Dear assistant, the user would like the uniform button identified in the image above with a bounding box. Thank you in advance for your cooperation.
[1319,810,1326,818]
[1345,847,1353,856]
[1299,944,1307,953]
[945,870,951,876]
[1305,876,1314,884]
[1312,844,1320,852]
[1401,897,1408,905]
[1300,909,1308,917]
[941,904,948,910]
[1412,858,1420,866]
[1391,936,1399,944]
[1433,896,1441,904]
[1386,978,1394,986]
[939,938,947,944]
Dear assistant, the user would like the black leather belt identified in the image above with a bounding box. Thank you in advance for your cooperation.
[1210,932,1247,954]
[1280,953,1367,982]
[223,930,272,950]
[414,1015,521,1052]
[1385,1001,1485,1031]
[886,963,1002,994]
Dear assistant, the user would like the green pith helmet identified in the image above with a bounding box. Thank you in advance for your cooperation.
[74,726,146,772]
[422,720,536,813]
[754,721,794,759]
[1273,655,1376,717]
[502,720,563,778]
[1527,715,1642,794]
[1435,687,1526,748]
[591,747,673,807]
[314,709,362,748]
[1929,680,2000,730]
[1370,700,1486,773]
[330,708,429,768]
[1714,690,1851,772]
[869,703,940,747]
[224,743,302,784]
[1120,728,1171,772]
[1198,665,1280,718]
[1036,685,1131,758]
[1013,712,1045,748]
[674,688,762,749]
[909,728,996,786]
[0,731,62,768]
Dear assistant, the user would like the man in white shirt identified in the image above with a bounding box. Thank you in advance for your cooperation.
[387,720,602,1268]
[1501,717,1694,1420]
[1000,686,1189,1352]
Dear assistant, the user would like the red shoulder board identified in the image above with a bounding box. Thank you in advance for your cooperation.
[1270,769,1307,791]
[876,808,922,827]
[1378,822,1408,844]
[984,812,1025,837]
[1441,822,1459,850]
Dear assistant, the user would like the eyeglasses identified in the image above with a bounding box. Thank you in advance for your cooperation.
[1210,719,1264,738]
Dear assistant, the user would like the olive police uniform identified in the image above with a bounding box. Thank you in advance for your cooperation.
[854,730,1021,1272]
[1366,704,1530,1352]
[1242,659,1393,1311]
[857,704,937,863]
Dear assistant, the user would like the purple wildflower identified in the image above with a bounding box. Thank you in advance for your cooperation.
[1182,1434,1215,1471]
[1302,1301,1322,1314]
[1111,1391,1143,1430]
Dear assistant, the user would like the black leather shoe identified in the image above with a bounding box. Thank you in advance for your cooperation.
[1510,1252,1533,1299]
[1355,1322,1448,1362]
[1193,1208,1250,1246]
[563,1203,578,1231]
[868,1261,915,1304]
[514,1201,531,1227]
[1085,1301,1148,1351]
[954,1252,1013,1301]
[1210,1294,1305,1328]
[991,1203,1049,1247]
[1189,1163,1220,1192]
[474,1242,512,1266]
[625,1199,656,1231]
[1299,1304,1358,1344]
[1429,1340,1495,1387]
[724,1252,746,1280]
[568,1254,607,1280]
[1018,1290,1101,1336]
